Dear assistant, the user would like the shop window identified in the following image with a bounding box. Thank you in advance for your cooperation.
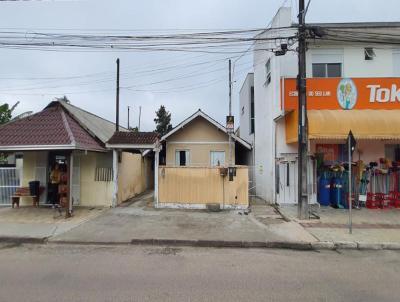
[175,150,190,166]
[312,63,342,78]
[250,86,255,134]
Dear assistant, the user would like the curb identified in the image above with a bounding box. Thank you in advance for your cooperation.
[0,236,47,244]
[2,237,400,251]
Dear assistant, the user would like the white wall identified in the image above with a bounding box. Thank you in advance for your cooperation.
[239,73,254,145]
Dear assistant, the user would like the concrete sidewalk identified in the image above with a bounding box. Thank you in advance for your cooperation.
[279,205,400,247]
[0,206,106,241]
[51,192,316,245]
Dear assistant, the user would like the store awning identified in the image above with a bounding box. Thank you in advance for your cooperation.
[285,109,400,143]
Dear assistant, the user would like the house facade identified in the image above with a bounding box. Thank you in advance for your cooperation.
[0,100,153,209]
[156,110,251,209]
[239,6,400,205]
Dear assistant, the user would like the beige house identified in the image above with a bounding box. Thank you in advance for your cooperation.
[156,110,252,210]
[0,101,154,210]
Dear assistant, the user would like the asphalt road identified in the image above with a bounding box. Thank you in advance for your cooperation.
[0,244,399,302]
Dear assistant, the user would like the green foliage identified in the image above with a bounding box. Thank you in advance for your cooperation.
[154,105,172,136]
[0,102,19,125]
[129,126,139,132]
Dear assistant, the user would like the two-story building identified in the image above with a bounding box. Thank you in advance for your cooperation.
[239,6,400,205]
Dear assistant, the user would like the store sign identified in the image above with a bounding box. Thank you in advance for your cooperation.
[282,77,400,111]
[316,144,339,161]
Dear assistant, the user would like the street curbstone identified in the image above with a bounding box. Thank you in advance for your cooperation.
[357,242,383,250]
[266,241,313,250]
[381,243,400,250]
[0,236,47,244]
[311,241,335,250]
[334,241,358,249]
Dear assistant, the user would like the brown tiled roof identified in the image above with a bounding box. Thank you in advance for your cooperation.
[107,131,159,145]
[0,104,105,151]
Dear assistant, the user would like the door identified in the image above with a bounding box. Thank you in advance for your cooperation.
[277,160,298,204]
[35,151,48,204]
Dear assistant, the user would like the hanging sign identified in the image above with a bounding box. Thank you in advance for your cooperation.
[226,115,234,133]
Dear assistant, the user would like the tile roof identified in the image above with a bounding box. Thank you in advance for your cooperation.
[107,131,159,146]
[0,104,105,151]
[50,101,126,144]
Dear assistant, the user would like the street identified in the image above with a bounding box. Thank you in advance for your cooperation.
[0,244,399,302]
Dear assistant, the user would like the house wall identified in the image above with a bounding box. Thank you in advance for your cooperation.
[117,152,152,204]
[158,166,248,209]
[165,116,235,166]
[78,152,113,207]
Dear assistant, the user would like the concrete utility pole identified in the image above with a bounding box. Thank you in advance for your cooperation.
[297,0,309,219]
[138,106,142,131]
[127,106,130,129]
[116,58,120,132]
[228,59,233,166]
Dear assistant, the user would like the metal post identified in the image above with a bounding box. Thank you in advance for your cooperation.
[116,58,120,132]
[297,0,309,219]
[348,137,353,234]
[127,106,130,129]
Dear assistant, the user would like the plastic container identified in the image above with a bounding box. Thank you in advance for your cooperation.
[330,177,344,208]
[28,181,40,197]
[318,175,331,206]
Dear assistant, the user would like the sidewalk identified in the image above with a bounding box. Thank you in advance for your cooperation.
[0,206,106,241]
[51,192,316,245]
[279,205,400,247]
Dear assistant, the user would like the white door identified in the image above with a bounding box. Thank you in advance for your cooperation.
[277,161,298,204]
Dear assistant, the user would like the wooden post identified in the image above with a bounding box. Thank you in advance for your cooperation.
[112,149,119,208]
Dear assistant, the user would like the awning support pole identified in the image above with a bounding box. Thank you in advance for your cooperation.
[112,149,119,208]
[67,152,73,218]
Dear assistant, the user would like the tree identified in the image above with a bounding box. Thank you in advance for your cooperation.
[55,96,70,103]
[154,105,172,136]
[0,102,19,125]
[129,126,139,132]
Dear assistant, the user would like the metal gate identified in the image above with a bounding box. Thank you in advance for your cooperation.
[0,168,21,205]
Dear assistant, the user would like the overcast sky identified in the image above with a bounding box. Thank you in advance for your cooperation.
[0,0,399,130]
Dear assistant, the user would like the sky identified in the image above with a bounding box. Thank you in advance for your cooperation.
[0,0,399,131]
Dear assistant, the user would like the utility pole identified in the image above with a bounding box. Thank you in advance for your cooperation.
[228,59,233,166]
[127,106,130,129]
[298,0,308,219]
[138,106,142,131]
[116,58,120,132]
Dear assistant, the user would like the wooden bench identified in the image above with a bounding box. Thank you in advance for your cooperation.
[11,187,45,208]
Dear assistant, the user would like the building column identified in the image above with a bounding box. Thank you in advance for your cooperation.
[154,148,160,208]
[112,149,119,208]
[67,151,74,218]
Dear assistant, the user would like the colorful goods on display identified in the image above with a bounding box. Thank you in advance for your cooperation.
[317,157,400,210]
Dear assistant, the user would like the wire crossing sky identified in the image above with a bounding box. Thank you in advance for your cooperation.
[0,0,399,130]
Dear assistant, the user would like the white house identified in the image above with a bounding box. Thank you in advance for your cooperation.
[239,6,400,205]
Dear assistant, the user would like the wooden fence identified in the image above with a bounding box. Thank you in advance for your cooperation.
[158,166,248,208]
